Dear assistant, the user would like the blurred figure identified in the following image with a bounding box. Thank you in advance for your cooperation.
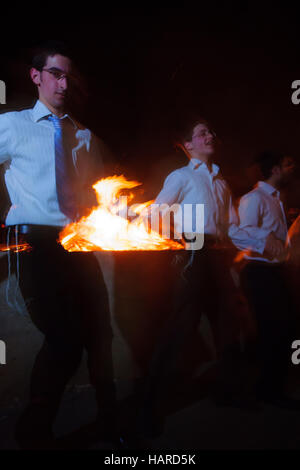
[236,151,298,409]
[128,114,264,444]
[288,213,300,266]
[0,41,117,449]
[286,213,300,316]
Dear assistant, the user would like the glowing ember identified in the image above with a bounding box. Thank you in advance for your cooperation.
[0,225,31,252]
[59,175,183,252]
[0,243,31,253]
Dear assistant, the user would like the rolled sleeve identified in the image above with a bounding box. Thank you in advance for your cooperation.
[230,192,269,254]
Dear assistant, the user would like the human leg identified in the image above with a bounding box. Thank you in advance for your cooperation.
[15,242,84,447]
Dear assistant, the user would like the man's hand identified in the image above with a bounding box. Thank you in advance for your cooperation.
[264,232,286,259]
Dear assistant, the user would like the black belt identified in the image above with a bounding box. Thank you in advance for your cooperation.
[3,224,64,249]
[181,233,231,251]
[8,224,63,236]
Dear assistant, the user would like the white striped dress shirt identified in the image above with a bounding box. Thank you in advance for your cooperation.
[0,100,91,226]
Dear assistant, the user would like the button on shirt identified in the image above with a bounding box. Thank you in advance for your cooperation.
[236,181,288,263]
[153,158,265,254]
[0,100,88,227]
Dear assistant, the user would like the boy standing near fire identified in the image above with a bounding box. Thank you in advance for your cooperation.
[0,41,118,449]
[132,114,290,440]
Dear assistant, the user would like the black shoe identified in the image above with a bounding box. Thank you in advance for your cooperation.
[118,432,152,450]
[15,430,57,450]
[57,419,123,450]
[15,405,57,450]
[135,410,165,439]
[118,410,164,450]
[15,424,57,450]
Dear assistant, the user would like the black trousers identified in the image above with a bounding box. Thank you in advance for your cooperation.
[137,245,241,430]
[240,261,295,397]
[13,227,116,436]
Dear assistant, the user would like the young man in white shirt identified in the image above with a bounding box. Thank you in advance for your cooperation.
[0,41,117,448]
[132,114,256,442]
[237,151,298,409]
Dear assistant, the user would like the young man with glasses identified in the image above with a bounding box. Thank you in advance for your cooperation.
[129,115,266,444]
[0,41,117,449]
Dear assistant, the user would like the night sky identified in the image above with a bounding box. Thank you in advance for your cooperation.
[1,3,300,208]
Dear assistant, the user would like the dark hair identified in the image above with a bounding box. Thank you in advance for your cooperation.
[256,150,285,180]
[172,113,216,159]
[175,114,212,145]
[31,40,73,71]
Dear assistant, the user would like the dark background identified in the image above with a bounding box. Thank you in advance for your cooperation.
[1,2,300,210]
[1,4,300,451]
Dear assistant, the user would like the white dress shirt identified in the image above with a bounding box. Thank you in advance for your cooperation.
[0,100,91,227]
[236,181,288,263]
[155,159,232,238]
[153,158,265,253]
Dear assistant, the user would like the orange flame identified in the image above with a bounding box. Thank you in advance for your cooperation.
[59,175,183,252]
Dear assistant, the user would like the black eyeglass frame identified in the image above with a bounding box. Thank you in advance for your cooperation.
[41,68,78,82]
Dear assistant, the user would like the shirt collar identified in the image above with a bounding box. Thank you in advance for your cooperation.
[257,181,280,198]
[31,99,77,128]
[188,158,220,176]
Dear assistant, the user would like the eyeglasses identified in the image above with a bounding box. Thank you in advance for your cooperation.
[42,68,76,82]
[192,129,216,139]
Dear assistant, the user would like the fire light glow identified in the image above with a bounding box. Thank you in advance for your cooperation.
[59,175,183,252]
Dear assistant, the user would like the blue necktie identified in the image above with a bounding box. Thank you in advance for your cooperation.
[48,115,78,220]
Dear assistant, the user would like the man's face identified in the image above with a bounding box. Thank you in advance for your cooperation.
[30,54,72,111]
[184,123,216,159]
[276,156,295,186]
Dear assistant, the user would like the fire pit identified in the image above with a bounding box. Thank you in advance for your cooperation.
[59,175,183,252]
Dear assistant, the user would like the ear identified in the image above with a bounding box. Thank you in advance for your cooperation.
[184,140,193,151]
[30,67,41,86]
[272,165,281,176]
